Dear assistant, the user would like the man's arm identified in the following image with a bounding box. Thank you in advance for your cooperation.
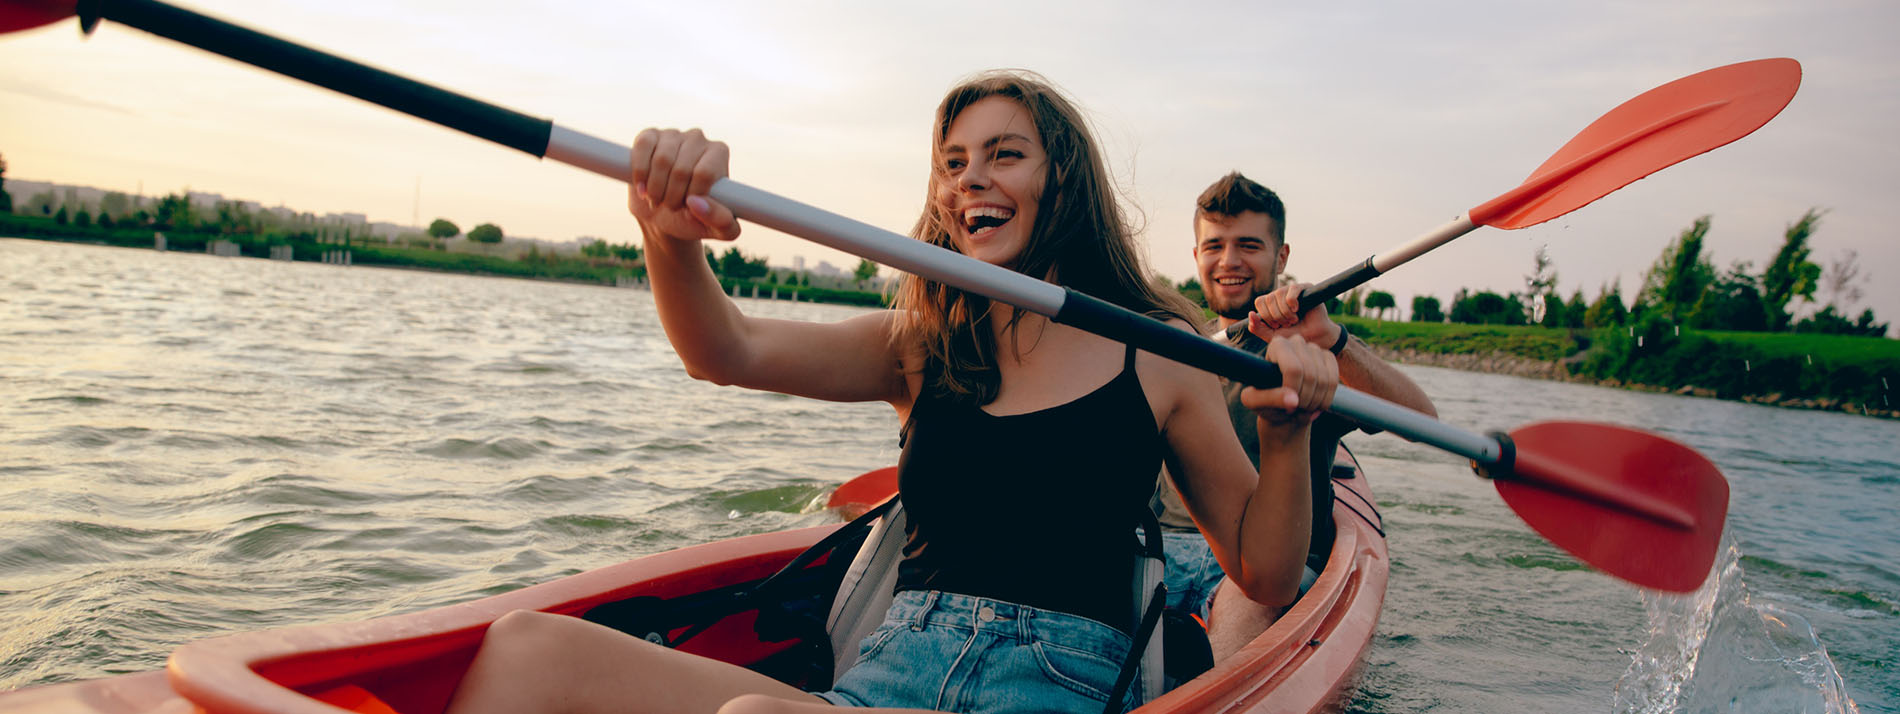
[1335,334,1435,417]
[1251,282,1435,419]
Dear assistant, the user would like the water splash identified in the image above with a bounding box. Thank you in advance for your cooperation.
[1614,543,1861,714]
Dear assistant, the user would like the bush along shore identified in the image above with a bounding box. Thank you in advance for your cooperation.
[0,214,887,308]
[1340,316,1900,420]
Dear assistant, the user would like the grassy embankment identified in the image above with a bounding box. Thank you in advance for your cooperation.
[1338,315,1899,417]
[1,214,886,308]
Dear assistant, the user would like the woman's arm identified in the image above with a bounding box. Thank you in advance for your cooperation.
[631,128,909,407]
[1156,331,1336,607]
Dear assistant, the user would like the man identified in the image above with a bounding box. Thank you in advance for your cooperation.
[1159,171,1436,661]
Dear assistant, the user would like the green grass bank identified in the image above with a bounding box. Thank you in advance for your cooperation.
[1338,315,1899,419]
[1,215,886,308]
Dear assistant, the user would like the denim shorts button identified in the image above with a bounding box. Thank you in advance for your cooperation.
[977,605,995,622]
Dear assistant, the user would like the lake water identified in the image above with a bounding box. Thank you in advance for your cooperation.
[1,238,1893,712]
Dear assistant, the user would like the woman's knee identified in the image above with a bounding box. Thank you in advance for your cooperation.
[716,693,825,714]
[481,609,591,662]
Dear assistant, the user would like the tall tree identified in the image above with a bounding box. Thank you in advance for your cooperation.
[427,218,460,241]
[1761,208,1823,331]
[718,247,749,277]
[1689,261,1768,331]
[1564,288,1587,328]
[467,223,503,243]
[153,192,193,230]
[1364,290,1396,320]
[1636,216,1715,323]
[1538,293,1567,328]
[1342,287,1364,317]
[1410,295,1444,323]
[1584,283,1629,328]
[854,258,879,285]
[1523,245,1559,323]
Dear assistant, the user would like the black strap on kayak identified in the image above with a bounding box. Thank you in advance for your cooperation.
[1103,507,1167,714]
[667,495,898,650]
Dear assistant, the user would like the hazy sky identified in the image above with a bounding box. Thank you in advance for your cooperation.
[3,0,1895,327]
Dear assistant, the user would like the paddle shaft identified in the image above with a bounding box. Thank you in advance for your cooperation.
[76,0,1514,470]
[1299,216,1476,313]
[1298,73,1764,314]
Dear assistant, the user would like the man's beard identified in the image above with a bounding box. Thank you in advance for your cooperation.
[1210,276,1276,321]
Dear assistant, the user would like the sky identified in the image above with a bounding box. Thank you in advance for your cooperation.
[2,0,1895,328]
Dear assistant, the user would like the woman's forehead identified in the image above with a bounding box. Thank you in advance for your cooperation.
[942,96,1039,149]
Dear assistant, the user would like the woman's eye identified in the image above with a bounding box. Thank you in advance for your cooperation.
[944,158,965,171]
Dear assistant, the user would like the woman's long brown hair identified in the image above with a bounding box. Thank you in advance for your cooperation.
[892,70,1200,405]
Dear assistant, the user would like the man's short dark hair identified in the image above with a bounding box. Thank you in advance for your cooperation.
[1195,171,1285,243]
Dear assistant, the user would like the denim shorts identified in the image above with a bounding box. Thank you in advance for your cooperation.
[815,590,1137,713]
[1161,531,1224,619]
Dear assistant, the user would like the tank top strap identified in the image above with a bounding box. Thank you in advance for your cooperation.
[1122,342,1138,372]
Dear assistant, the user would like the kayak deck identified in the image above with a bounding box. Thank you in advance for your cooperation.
[1,449,1386,714]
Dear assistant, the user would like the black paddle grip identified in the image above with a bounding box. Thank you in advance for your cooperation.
[1299,257,1382,314]
[1054,289,1283,388]
[82,0,555,158]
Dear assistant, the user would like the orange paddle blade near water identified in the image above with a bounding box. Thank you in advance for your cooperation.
[1495,421,1728,593]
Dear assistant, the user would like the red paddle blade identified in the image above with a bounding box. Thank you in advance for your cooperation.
[0,0,75,33]
[1471,58,1801,229]
[825,466,897,519]
[1493,421,1728,593]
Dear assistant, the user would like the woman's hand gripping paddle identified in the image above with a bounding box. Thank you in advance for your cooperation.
[1298,58,1802,312]
[7,0,1736,592]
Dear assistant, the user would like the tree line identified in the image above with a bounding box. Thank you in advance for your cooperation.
[1322,210,1883,338]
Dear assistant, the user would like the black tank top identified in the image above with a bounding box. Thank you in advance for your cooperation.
[894,344,1163,632]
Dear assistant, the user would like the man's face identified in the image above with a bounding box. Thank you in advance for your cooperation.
[1193,210,1287,321]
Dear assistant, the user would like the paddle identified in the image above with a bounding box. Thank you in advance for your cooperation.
[1297,58,1801,313]
[10,0,1730,592]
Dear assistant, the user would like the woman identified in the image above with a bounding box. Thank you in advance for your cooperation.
[444,70,1336,714]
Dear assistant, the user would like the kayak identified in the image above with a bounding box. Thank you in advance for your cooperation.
[0,446,1386,714]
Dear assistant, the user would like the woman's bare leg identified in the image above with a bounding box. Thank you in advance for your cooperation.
[444,610,824,714]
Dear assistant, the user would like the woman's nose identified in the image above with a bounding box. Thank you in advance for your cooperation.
[957,162,988,192]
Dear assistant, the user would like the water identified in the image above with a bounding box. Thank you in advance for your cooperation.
[1,238,1894,712]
